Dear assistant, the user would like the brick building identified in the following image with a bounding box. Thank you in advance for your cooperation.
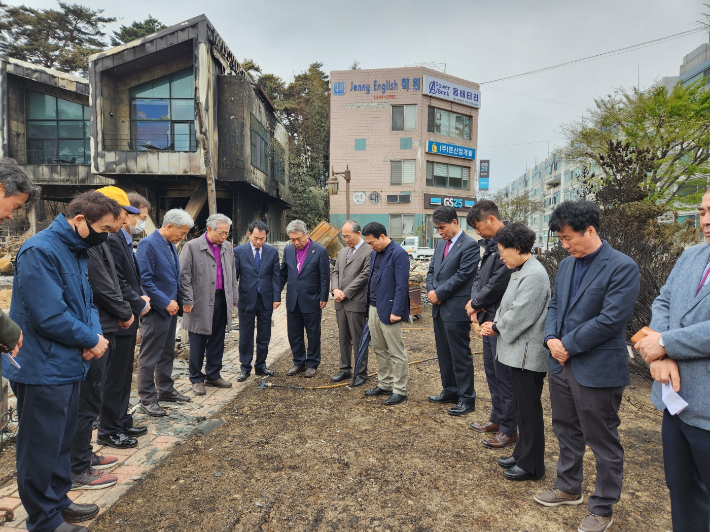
[329,67,480,247]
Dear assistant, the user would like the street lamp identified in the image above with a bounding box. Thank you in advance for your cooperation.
[330,165,352,219]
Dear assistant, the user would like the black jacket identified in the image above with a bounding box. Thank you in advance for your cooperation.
[107,231,146,337]
[88,239,133,334]
[470,235,513,324]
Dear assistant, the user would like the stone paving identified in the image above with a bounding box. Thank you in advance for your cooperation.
[0,301,291,531]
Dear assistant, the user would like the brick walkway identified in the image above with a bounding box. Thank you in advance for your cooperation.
[0,301,291,530]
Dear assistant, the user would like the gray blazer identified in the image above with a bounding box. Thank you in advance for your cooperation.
[426,231,479,322]
[650,243,710,431]
[331,241,370,313]
[495,255,550,373]
[179,235,239,335]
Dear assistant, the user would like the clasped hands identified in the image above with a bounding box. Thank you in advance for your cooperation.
[83,334,109,360]
[635,330,680,392]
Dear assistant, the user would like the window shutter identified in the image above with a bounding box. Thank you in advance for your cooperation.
[404,105,416,130]
[426,161,433,186]
[462,166,470,189]
[390,161,402,185]
[402,160,415,184]
[434,163,448,177]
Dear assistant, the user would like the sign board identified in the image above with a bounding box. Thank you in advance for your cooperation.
[353,191,366,205]
[369,191,380,205]
[423,75,481,108]
[480,160,490,178]
[479,178,490,190]
[424,193,476,212]
[427,140,476,160]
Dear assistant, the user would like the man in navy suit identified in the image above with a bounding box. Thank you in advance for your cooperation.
[234,221,281,381]
[362,222,410,406]
[534,201,639,532]
[426,206,479,416]
[135,209,194,417]
[280,220,330,377]
[636,186,710,532]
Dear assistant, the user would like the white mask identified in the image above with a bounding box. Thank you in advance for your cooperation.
[130,219,146,235]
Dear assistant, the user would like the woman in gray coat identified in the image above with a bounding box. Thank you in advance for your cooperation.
[481,223,550,482]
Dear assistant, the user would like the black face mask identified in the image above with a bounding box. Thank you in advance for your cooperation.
[75,220,108,247]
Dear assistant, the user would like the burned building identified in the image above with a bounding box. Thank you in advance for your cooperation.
[1,15,292,241]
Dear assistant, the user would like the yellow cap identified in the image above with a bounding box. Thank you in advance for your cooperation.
[96,186,141,213]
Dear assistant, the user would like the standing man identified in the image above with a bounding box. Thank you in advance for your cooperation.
[6,191,118,532]
[101,193,152,448]
[331,220,370,387]
[280,220,329,378]
[465,200,517,448]
[426,206,478,416]
[361,222,410,406]
[234,221,280,382]
[136,209,194,416]
[635,186,710,532]
[71,187,140,494]
[180,214,238,395]
[535,201,639,532]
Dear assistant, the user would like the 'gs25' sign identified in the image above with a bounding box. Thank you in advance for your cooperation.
[425,193,476,211]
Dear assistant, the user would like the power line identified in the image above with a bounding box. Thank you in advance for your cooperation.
[484,85,587,108]
[480,27,705,85]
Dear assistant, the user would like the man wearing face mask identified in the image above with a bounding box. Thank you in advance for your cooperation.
[102,192,152,446]
[6,191,118,532]
[69,187,144,493]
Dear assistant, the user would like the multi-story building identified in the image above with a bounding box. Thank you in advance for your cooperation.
[329,67,480,247]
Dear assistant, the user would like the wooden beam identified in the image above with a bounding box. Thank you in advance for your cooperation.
[195,101,217,215]
[184,180,208,220]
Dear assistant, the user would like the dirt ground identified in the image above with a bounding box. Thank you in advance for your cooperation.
[86,307,670,532]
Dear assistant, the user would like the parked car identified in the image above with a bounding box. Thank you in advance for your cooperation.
[401,237,435,259]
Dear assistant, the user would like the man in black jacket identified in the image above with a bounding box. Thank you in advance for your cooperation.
[100,192,152,444]
[465,201,517,449]
[70,187,142,491]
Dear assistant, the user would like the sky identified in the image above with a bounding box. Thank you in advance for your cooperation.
[9,0,708,190]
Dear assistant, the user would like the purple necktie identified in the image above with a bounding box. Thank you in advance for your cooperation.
[443,240,452,259]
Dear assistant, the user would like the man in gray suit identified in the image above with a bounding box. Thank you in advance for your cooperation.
[535,201,639,532]
[426,206,479,416]
[636,186,710,532]
[331,220,370,387]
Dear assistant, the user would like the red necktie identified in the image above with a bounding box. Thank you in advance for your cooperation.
[443,240,452,259]
[697,259,710,295]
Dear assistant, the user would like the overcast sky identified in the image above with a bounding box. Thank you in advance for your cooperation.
[11,0,708,189]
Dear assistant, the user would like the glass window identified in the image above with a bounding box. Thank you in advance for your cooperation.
[427,106,472,140]
[391,160,415,185]
[250,114,269,174]
[129,68,195,151]
[425,161,470,190]
[392,105,416,131]
[25,90,89,164]
[404,105,416,130]
[390,214,415,237]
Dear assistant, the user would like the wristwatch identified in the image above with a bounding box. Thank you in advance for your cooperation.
[658,335,665,348]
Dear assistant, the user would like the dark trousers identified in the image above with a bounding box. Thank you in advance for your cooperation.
[336,307,367,375]
[189,291,228,383]
[98,332,137,437]
[662,410,710,531]
[287,302,322,369]
[71,333,113,474]
[433,316,475,405]
[238,293,273,373]
[510,367,546,477]
[137,311,178,404]
[11,380,79,532]
[482,334,517,436]
[549,364,625,517]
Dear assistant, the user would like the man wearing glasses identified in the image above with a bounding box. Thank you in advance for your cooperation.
[180,214,239,396]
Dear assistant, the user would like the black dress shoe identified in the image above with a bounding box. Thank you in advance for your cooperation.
[237,371,250,382]
[384,393,408,405]
[448,401,475,416]
[97,433,138,449]
[364,386,393,397]
[123,426,148,437]
[503,465,542,481]
[497,455,516,469]
[157,390,190,402]
[428,392,458,404]
[351,375,367,387]
[255,368,276,377]
[331,370,352,382]
[62,502,99,522]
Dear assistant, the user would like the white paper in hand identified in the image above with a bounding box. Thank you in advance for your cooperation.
[661,378,688,415]
[2,351,20,369]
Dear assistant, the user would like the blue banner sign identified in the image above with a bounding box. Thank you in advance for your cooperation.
[423,75,481,108]
[479,177,489,190]
[427,140,476,160]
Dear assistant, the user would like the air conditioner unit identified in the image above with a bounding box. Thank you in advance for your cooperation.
[386,195,400,203]
[399,195,411,203]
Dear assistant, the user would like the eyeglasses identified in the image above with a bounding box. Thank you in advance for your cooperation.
[214,231,230,237]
